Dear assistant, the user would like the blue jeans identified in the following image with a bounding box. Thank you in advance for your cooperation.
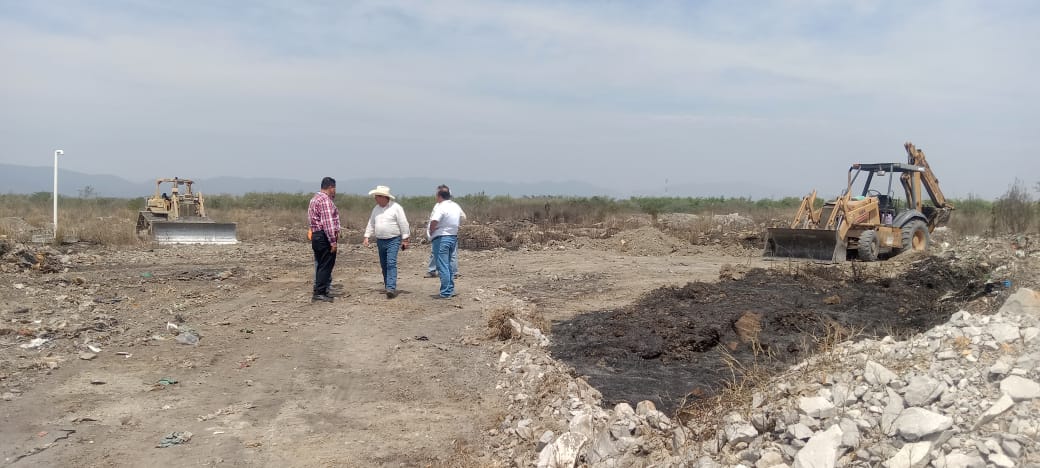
[377,236,401,292]
[432,235,457,297]
[427,240,459,275]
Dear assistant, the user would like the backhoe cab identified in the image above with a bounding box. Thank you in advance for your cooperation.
[764,142,954,262]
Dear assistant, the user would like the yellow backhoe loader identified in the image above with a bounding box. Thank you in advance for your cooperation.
[764,142,953,262]
[136,178,237,244]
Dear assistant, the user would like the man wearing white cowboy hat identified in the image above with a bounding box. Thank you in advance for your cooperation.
[363,185,410,299]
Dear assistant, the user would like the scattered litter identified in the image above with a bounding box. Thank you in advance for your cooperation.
[71,417,99,423]
[116,352,132,359]
[14,283,25,289]
[36,431,48,438]
[238,354,258,369]
[19,338,50,349]
[197,402,256,421]
[175,331,200,345]
[140,272,154,279]
[86,344,101,353]
[153,377,179,389]
[9,429,75,463]
[90,380,106,385]
[213,431,226,435]
[170,323,201,345]
[244,441,262,448]
[414,335,429,341]
[157,431,192,448]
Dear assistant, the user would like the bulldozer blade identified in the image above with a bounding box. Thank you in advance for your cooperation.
[764,228,843,262]
[152,221,238,245]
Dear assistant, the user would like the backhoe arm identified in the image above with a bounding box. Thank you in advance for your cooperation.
[903,142,954,229]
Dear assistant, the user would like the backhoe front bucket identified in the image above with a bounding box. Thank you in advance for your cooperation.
[151,221,238,245]
[764,228,844,262]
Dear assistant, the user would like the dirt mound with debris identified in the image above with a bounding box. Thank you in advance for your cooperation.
[459,224,506,250]
[0,240,67,273]
[550,255,989,413]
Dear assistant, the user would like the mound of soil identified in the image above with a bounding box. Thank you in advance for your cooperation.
[549,256,988,413]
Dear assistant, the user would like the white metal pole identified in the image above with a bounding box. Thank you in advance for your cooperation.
[53,149,63,239]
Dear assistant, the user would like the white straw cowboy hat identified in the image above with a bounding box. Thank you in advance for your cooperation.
[367,185,396,200]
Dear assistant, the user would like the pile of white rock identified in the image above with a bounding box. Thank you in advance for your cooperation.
[488,289,1040,468]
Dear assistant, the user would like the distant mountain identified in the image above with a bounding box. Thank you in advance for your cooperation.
[0,164,620,198]
[0,163,805,199]
[0,164,151,198]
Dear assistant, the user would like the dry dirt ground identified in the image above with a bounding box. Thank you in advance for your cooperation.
[0,225,765,463]
[1,225,769,467]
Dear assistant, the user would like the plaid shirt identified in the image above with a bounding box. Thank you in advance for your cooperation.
[308,191,340,247]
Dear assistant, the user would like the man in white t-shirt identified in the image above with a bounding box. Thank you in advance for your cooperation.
[426,184,462,278]
[428,188,465,298]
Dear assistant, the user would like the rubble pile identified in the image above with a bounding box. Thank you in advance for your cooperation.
[488,289,1040,467]
[0,240,68,273]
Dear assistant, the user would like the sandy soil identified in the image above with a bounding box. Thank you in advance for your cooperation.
[1,234,763,467]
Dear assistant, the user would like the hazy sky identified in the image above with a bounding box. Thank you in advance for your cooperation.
[2,0,1037,198]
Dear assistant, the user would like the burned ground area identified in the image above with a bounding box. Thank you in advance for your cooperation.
[550,256,988,413]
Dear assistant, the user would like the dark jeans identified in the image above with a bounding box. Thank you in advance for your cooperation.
[312,230,336,296]
[376,236,401,292]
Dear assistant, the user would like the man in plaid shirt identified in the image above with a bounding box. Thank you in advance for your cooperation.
[308,177,340,302]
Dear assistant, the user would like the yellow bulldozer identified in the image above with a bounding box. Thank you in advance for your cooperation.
[136,178,237,244]
[764,142,953,262]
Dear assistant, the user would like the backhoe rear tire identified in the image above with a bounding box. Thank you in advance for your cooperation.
[899,220,929,254]
[857,230,880,262]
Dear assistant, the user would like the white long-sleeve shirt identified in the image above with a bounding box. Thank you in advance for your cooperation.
[364,202,411,240]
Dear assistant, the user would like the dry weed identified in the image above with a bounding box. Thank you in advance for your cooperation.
[485,305,549,342]
[486,307,517,341]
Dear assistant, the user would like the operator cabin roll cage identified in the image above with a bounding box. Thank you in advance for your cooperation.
[843,162,926,226]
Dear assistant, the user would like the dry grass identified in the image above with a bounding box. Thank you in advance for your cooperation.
[486,307,517,341]
[2,189,1033,246]
[484,303,550,342]
[676,317,864,441]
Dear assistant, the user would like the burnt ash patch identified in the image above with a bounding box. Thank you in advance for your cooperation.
[550,257,985,413]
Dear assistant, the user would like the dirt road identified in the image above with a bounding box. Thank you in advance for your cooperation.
[1,238,755,466]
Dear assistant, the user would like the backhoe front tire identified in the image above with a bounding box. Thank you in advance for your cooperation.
[899,220,929,254]
[857,230,880,262]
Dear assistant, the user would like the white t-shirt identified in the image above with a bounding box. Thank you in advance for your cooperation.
[364,202,410,240]
[429,200,466,238]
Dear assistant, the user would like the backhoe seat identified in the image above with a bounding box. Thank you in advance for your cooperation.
[876,195,894,215]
